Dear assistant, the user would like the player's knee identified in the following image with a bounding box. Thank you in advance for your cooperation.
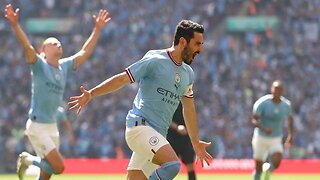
[150,160,181,180]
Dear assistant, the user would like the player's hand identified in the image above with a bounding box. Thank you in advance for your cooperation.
[5,4,19,26]
[263,127,272,135]
[93,9,111,30]
[193,140,213,167]
[68,86,92,115]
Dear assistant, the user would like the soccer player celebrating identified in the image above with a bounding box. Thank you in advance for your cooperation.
[5,4,110,180]
[251,80,294,180]
[69,20,213,180]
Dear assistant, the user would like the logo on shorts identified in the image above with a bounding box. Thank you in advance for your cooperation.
[149,136,159,146]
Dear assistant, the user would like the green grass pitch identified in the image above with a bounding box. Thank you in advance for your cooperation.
[1,174,320,180]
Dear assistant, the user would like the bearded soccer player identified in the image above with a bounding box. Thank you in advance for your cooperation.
[69,20,213,180]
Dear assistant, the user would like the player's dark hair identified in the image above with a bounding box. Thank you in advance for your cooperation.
[173,20,204,46]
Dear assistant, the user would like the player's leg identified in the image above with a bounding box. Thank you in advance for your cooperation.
[180,139,196,180]
[127,145,179,180]
[254,160,264,180]
[42,148,65,174]
[263,137,284,180]
[252,134,269,180]
[262,152,282,180]
[268,137,284,171]
[270,152,282,170]
[127,152,156,180]
[127,170,148,180]
[168,134,192,179]
[22,144,64,180]
[149,144,181,180]
[38,170,51,180]
[20,120,64,179]
[126,125,181,180]
[20,148,64,179]
[126,126,164,180]
[186,163,196,180]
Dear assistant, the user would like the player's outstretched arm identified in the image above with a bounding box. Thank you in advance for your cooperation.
[5,4,36,64]
[181,96,213,167]
[69,86,91,114]
[69,71,131,114]
[72,9,111,69]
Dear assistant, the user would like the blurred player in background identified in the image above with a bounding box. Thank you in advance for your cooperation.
[5,3,110,180]
[68,19,213,180]
[167,102,196,180]
[251,80,294,180]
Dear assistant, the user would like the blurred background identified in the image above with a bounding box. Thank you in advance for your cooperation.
[0,0,319,173]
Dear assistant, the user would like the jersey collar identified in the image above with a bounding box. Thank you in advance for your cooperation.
[166,49,182,66]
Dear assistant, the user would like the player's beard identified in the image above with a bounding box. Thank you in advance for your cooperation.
[182,46,198,65]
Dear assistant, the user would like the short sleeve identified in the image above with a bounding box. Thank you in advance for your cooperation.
[253,100,263,115]
[183,84,194,98]
[125,53,154,83]
[30,55,45,74]
[59,57,74,74]
[183,66,195,98]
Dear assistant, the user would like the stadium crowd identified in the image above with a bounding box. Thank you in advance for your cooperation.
[0,0,319,173]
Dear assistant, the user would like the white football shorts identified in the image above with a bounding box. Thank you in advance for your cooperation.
[125,125,169,177]
[252,133,283,161]
[25,119,59,158]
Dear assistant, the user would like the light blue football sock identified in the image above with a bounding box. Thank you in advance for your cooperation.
[32,157,54,174]
[149,161,181,180]
[253,170,261,180]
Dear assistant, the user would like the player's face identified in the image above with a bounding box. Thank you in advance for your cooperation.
[43,38,63,58]
[182,32,204,65]
[271,83,283,99]
[48,41,63,57]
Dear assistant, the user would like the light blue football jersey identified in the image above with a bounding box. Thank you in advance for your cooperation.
[28,55,74,123]
[125,49,195,136]
[253,94,292,137]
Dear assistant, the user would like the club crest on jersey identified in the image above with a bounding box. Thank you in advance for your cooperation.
[175,73,181,83]
[149,136,159,146]
[55,73,61,80]
[174,73,180,90]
